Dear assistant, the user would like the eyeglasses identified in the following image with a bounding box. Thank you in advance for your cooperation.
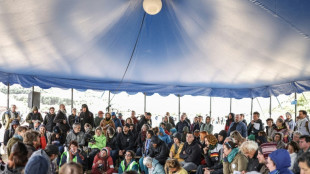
[125,154,132,157]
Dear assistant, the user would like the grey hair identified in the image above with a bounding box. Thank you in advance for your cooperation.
[73,123,81,129]
[239,140,259,154]
[286,112,291,116]
[143,157,153,166]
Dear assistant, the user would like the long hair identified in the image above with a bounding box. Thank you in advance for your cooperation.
[9,142,28,168]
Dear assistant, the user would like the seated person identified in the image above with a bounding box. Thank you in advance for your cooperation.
[66,123,85,147]
[92,147,116,174]
[143,157,165,174]
[59,141,85,168]
[298,152,310,174]
[266,149,293,174]
[158,127,171,145]
[169,133,184,162]
[88,127,107,169]
[106,127,118,164]
[116,124,135,157]
[84,123,95,146]
[118,150,139,173]
[164,158,187,174]
[179,132,202,171]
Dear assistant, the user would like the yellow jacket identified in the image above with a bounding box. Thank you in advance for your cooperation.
[169,142,184,162]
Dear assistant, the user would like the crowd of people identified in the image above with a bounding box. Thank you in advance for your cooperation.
[1,104,310,174]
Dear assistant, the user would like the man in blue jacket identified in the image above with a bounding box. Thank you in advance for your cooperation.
[227,114,247,138]
[111,112,122,128]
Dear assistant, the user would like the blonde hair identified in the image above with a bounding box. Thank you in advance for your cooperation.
[165,159,181,173]
[239,140,259,155]
[59,162,83,174]
[230,130,246,146]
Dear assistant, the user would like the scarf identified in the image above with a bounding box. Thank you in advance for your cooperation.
[13,134,23,141]
[227,148,239,163]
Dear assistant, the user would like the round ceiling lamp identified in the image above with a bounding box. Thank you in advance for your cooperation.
[143,0,162,15]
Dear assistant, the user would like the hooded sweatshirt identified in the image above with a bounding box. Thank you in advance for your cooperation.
[158,127,171,144]
[92,148,115,174]
[26,106,43,129]
[149,136,169,165]
[269,149,293,174]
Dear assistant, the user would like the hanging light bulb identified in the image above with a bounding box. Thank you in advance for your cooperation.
[143,0,162,15]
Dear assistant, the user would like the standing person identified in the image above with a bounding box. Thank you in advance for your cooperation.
[190,117,200,132]
[2,104,21,130]
[266,149,293,174]
[240,114,247,126]
[100,113,115,135]
[137,112,152,132]
[94,111,104,128]
[162,116,173,132]
[68,108,80,129]
[266,118,276,142]
[26,106,43,129]
[225,113,235,132]
[3,119,20,146]
[118,113,125,126]
[54,104,70,136]
[179,132,202,172]
[131,111,139,125]
[43,107,56,133]
[247,111,264,138]
[79,104,94,131]
[111,112,122,129]
[296,110,310,136]
[285,112,296,132]
[176,115,190,134]
[166,112,176,127]
[118,150,139,173]
[227,114,247,138]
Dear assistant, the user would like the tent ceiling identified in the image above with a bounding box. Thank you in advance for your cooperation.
[0,0,310,98]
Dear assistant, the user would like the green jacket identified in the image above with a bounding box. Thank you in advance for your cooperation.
[7,136,22,156]
[89,134,106,150]
[223,151,248,174]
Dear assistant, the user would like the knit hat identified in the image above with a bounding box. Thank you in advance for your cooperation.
[118,113,123,117]
[259,142,277,160]
[218,130,227,139]
[53,126,61,134]
[248,134,255,141]
[45,144,60,156]
[32,106,38,112]
[124,123,130,128]
[151,136,161,145]
[111,112,116,116]
[205,134,218,146]
[24,155,49,174]
[173,132,182,141]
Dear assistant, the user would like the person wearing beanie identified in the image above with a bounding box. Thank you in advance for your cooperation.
[267,149,293,174]
[3,119,20,146]
[26,106,43,129]
[111,112,122,129]
[31,144,60,174]
[79,104,94,131]
[169,132,184,162]
[218,130,227,145]
[92,147,116,174]
[7,126,27,156]
[24,155,49,174]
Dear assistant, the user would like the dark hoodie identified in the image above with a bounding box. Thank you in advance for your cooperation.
[269,149,293,174]
[225,113,235,132]
[54,110,70,134]
[247,119,264,137]
[3,119,19,146]
[79,104,94,130]
[26,106,43,129]
[179,139,202,165]
[218,130,227,145]
[246,150,260,172]
[274,132,286,149]
[149,136,169,165]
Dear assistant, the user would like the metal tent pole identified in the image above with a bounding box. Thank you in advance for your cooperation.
[144,93,146,113]
[108,91,111,112]
[7,83,10,110]
[295,92,297,121]
[250,98,253,120]
[269,96,272,118]
[209,97,212,117]
[230,98,232,113]
[71,88,73,109]
[178,95,181,121]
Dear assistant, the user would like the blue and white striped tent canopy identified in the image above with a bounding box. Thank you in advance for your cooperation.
[0,0,310,98]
